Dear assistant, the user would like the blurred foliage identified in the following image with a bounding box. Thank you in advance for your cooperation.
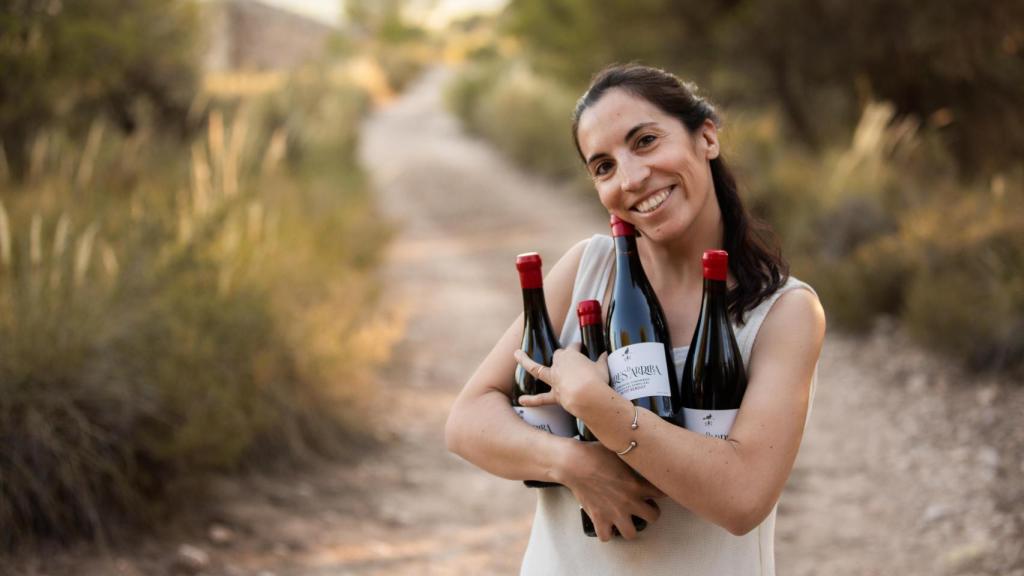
[503,0,1024,175]
[346,0,425,45]
[0,71,391,547]
[446,58,580,180]
[342,0,433,93]
[0,0,200,182]
[448,2,1024,374]
[727,103,1024,372]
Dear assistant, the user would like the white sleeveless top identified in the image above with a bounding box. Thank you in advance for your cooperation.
[520,234,818,576]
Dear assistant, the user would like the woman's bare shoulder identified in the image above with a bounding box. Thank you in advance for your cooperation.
[753,285,826,367]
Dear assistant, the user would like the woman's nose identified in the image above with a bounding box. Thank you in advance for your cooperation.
[619,157,650,193]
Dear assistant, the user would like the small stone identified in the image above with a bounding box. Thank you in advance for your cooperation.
[978,446,1000,469]
[208,523,235,546]
[173,544,210,575]
[921,503,952,525]
[976,385,998,406]
[944,539,993,568]
[907,373,928,393]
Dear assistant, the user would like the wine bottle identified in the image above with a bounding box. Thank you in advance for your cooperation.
[513,252,576,488]
[605,215,679,420]
[677,250,747,439]
[576,299,605,442]
[578,299,653,538]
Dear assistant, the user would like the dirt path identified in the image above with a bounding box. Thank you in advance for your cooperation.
[12,67,1021,576]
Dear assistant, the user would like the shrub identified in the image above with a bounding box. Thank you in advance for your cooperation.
[729,101,1024,371]
[447,61,581,180]
[902,190,1024,372]
[0,76,392,547]
[445,61,502,135]
[446,56,1024,374]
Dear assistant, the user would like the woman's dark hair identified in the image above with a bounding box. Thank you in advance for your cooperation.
[573,64,788,323]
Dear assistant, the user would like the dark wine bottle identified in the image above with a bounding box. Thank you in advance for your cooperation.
[577,298,653,538]
[576,299,605,442]
[677,250,747,439]
[605,215,679,420]
[513,252,576,488]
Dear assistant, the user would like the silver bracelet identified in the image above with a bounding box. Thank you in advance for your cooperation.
[615,405,640,456]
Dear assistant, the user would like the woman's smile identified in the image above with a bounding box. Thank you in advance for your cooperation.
[631,184,675,214]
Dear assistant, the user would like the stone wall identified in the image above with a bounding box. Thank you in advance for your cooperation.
[203,0,337,72]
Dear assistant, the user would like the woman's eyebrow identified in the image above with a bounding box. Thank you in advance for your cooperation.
[625,122,657,143]
[585,122,658,165]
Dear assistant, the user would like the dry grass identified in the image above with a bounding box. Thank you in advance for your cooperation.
[727,102,1024,371]
[0,72,390,548]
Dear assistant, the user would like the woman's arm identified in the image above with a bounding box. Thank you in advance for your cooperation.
[518,288,825,535]
[444,239,587,482]
[445,239,662,540]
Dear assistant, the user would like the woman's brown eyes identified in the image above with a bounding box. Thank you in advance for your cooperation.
[592,136,655,176]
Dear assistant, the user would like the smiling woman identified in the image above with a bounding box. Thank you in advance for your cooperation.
[445,64,825,576]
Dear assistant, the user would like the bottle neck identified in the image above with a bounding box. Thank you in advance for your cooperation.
[613,233,644,282]
[579,322,605,361]
[522,287,550,325]
[700,278,730,322]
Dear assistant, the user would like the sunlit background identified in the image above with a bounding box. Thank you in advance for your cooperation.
[1,1,1021,574]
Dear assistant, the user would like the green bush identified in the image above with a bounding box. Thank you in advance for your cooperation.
[447,61,581,180]
[0,0,200,181]
[729,102,1024,372]
[446,52,1024,373]
[445,61,502,135]
[377,43,431,92]
[0,76,389,547]
[902,193,1024,372]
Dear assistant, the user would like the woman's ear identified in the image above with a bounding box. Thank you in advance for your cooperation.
[700,118,720,160]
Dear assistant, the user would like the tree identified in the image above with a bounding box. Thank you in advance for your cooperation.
[0,0,200,181]
[503,0,1024,173]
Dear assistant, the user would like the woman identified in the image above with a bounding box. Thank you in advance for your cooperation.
[445,64,826,575]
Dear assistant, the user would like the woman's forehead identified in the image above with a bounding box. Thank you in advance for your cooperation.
[577,89,672,156]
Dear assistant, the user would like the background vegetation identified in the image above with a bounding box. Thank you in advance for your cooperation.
[446,0,1024,374]
[0,0,409,548]
[2,0,1020,556]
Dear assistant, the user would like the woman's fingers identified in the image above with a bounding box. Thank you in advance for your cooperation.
[634,498,661,526]
[513,350,554,384]
[615,514,639,540]
[589,511,615,542]
[517,392,558,407]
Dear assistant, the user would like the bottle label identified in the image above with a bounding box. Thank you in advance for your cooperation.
[607,342,671,401]
[514,405,577,438]
[681,408,738,439]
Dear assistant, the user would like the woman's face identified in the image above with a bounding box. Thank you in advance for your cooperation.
[576,89,720,244]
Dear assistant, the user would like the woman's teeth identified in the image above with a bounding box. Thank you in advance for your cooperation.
[634,187,672,214]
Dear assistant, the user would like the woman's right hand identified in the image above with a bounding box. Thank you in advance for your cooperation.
[557,439,664,541]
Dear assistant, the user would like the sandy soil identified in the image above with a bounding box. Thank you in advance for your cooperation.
[7,67,1022,576]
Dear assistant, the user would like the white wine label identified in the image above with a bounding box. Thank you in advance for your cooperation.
[682,408,738,440]
[514,405,577,438]
[607,342,671,401]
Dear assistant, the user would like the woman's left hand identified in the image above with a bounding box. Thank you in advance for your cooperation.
[514,343,610,416]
